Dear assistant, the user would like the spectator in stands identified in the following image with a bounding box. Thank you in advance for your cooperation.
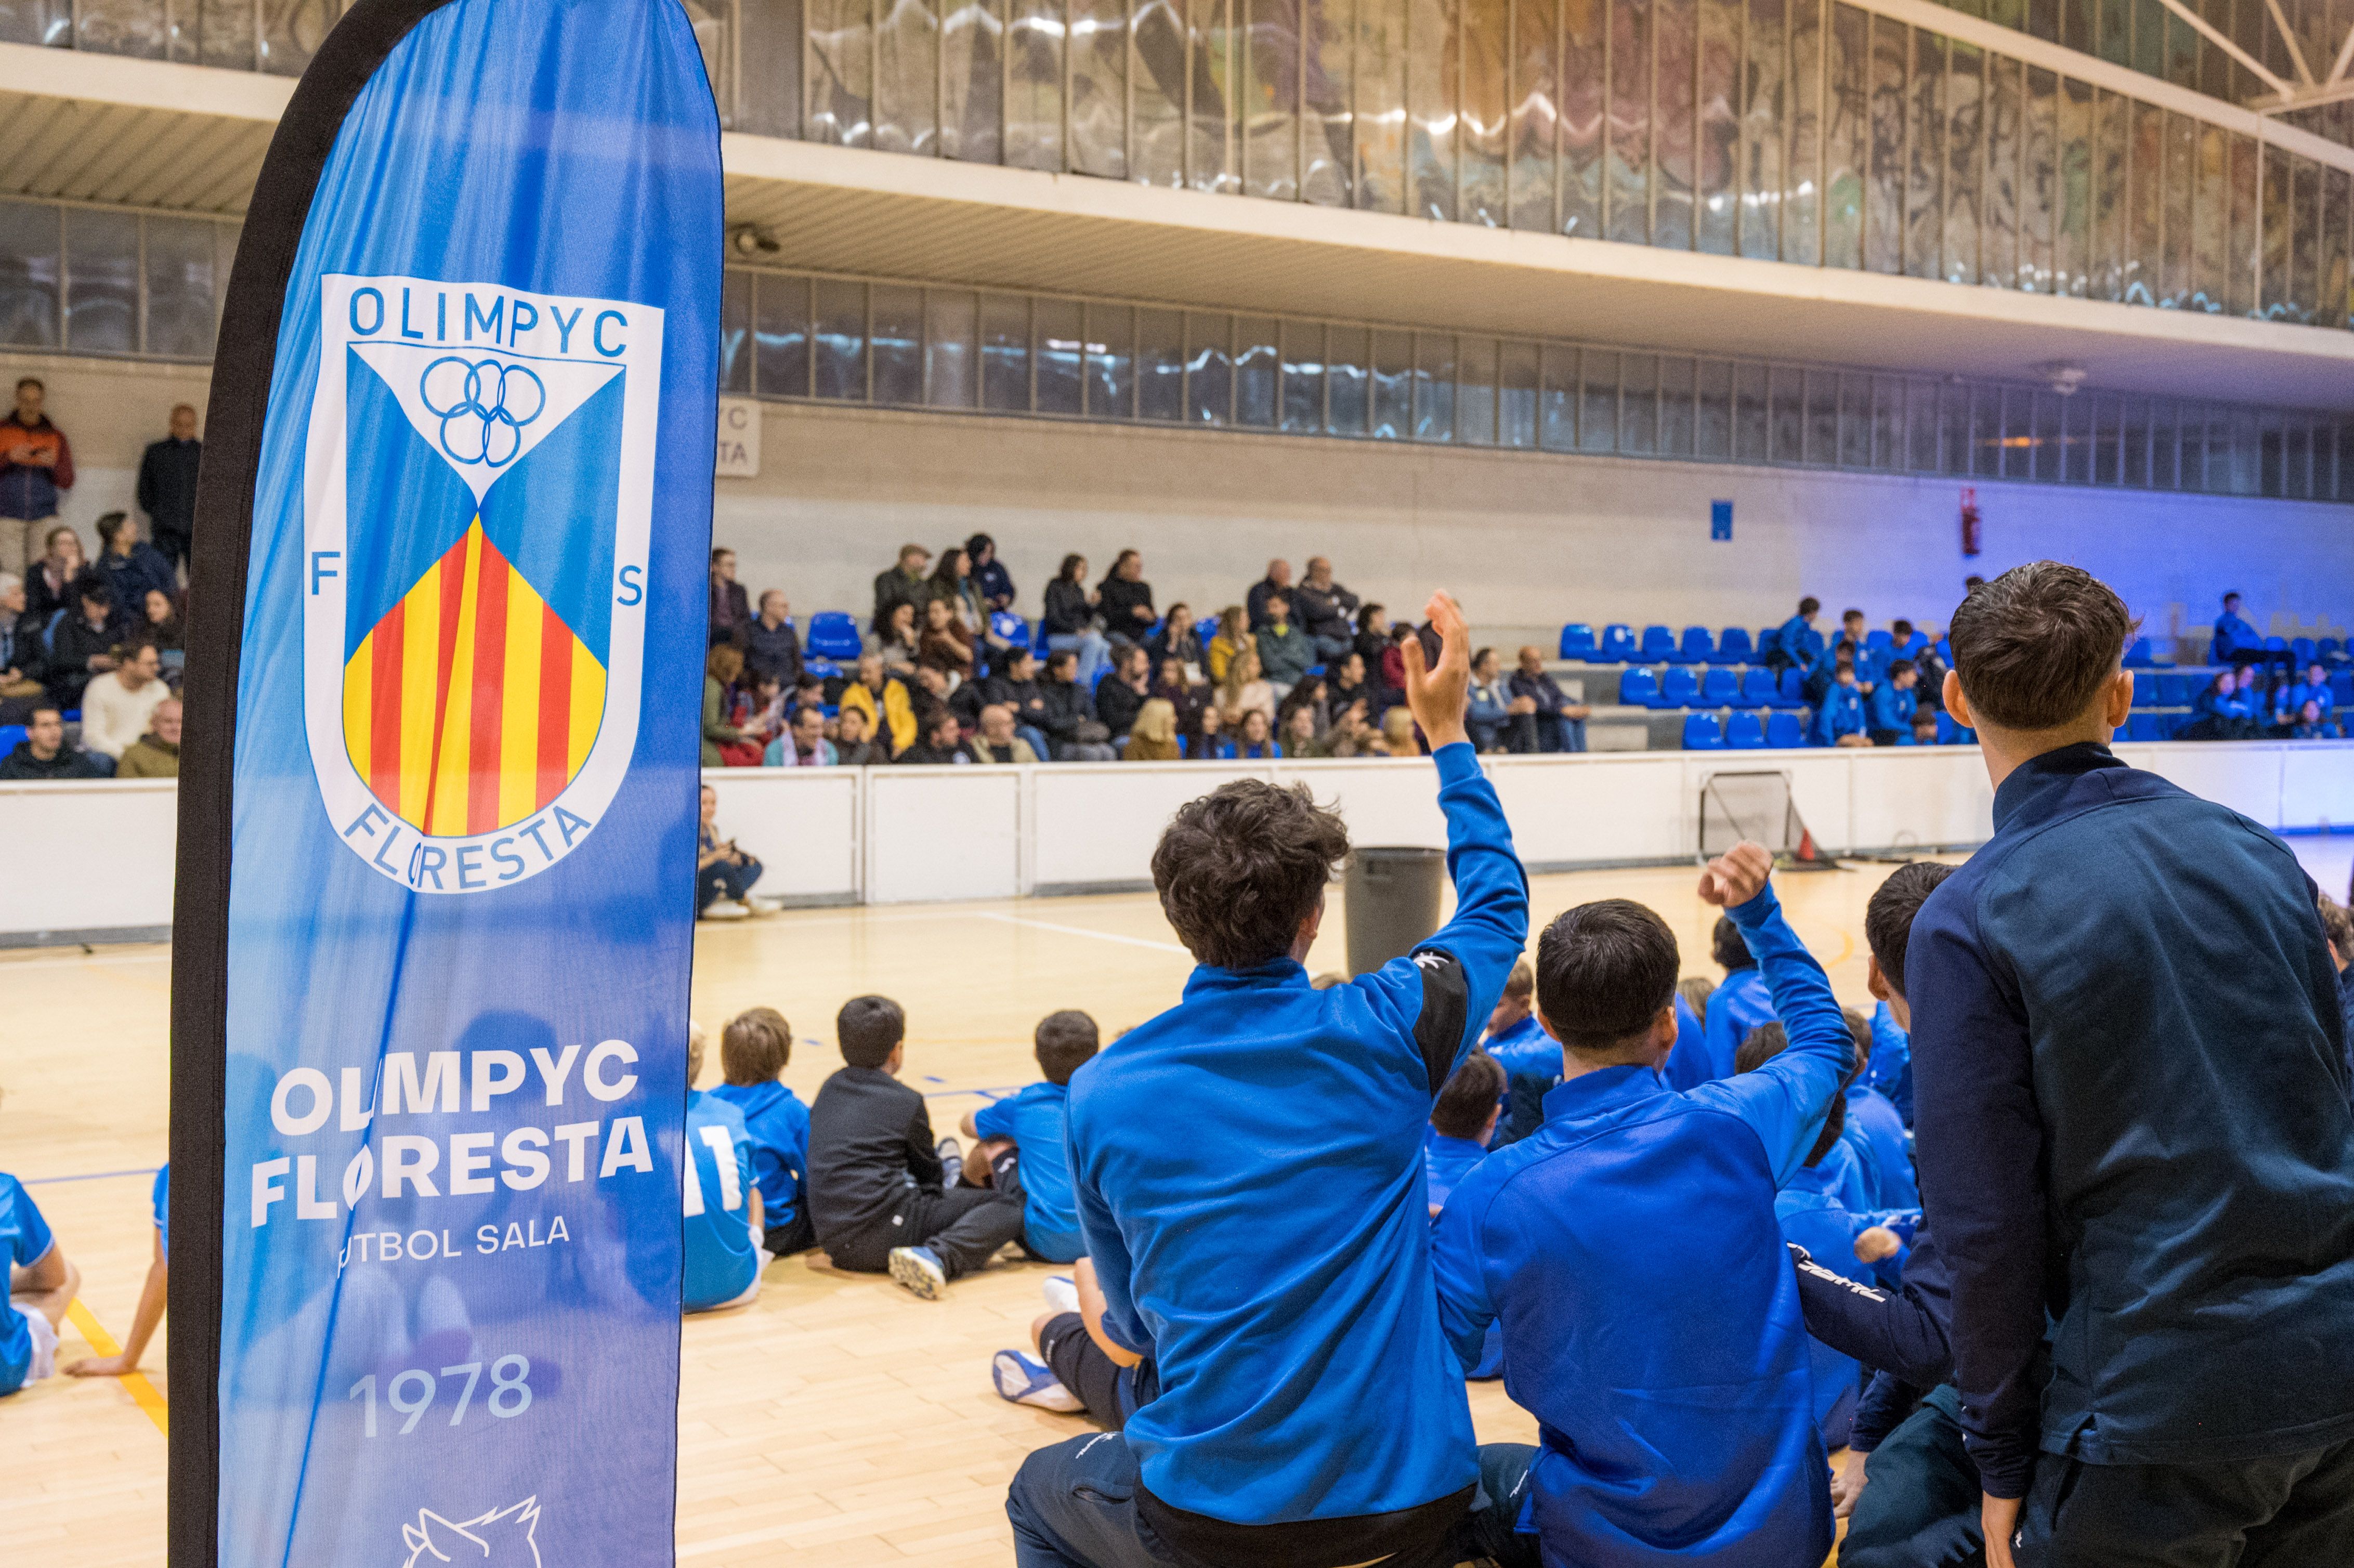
[1466,647,1513,752]
[1293,555,1359,658]
[137,403,201,578]
[2184,670,2255,741]
[140,589,184,686]
[702,645,769,766]
[1207,605,1253,684]
[917,597,975,678]
[1373,707,1423,757]
[1150,655,1200,739]
[983,647,1054,761]
[1281,674,1330,734]
[2277,661,2334,728]
[1042,554,1113,690]
[81,641,167,761]
[966,532,1015,612]
[1094,643,1152,739]
[0,703,107,779]
[763,705,836,767]
[971,703,1041,764]
[908,662,969,739]
[1323,698,1375,757]
[1189,703,1232,759]
[44,577,122,712]
[2290,699,2340,740]
[1040,649,1117,761]
[708,546,751,647]
[1246,558,1292,628]
[1126,699,1182,760]
[2212,590,2263,665]
[2232,663,2268,722]
[842,654,914,756]
[93,512,172,619]
[1328,648,1371,717]
[833,706,882,766]
[1098,549,1157,642]
[1278,703,1328,759]
[1353,604,1392,694]
[928,544,985,633]
[1866,660,1920,747]
[1767,596,1823,674]
[870,599,920,671]
[1219,646,1276,729]
[1810,608,1877,700]
[1254,592,1313,696]
[0,377,71,579]
[897,709,973,765]
[873,542,932,632]
[1812,660,1872,747]
[22,522,83,626]
[1149,603,1205,683]
[1507,645,1589,753]
[742,590,801,686]
[1912,711,1942,747]
[1233,709,1278,759]
[0,571,35,722]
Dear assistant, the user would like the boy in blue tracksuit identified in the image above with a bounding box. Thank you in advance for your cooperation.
[708,1008,815,1256]
[1009,593,1534,1568]
[1701,914,1777,1082]
[2277,661,2335,726]
[1431,841,1852,1568]
[65,1165,170,1381]
[1865,999,1913,1125]
[1865,660,1919,747]
[1483,962,1554,1145]
[1812,664,1869,746]
[683,1029,763,1312]
[2211,591,2263,664]
[1767,596,1825,674]
[961,1010,1097,1263]
[1839,1007,1918,1209]
[1426,1052,1506,1209]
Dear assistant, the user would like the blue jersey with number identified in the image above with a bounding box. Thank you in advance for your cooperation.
[974,1080,1084,1263]
[682,1093,758,1311]
[1,1174,57,1394]
[705,1079,808,1232]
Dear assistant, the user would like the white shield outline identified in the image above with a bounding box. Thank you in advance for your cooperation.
[302,273,661,894]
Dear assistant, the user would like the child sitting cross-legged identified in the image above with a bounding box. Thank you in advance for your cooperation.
[991,1256,1161,1425]
[707,1007,814,1258]
[683,1023,763,1314]
[957,1009,1100,1265]
[1425,1050,1505,1214]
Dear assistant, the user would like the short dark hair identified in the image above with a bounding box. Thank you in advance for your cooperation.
[1736,1023,1849,1166]
[1842,608,1864,622]
[1888,658,1917,681]
[1047,650,1077,675]
[2224,590,2242,604]
[1153,780,1348,969]
[1264,592,1289,612]
[1711,914,1754,973]
[1864,860,1955,1000]
[1892,619,1914,638]
[1501,958,1533,1001]
[27,702,60,724]
[836,995,905,1068]
[1431,1051,1507,1140]
[15,375,40,392]
[80,578,111,605]
[1534,899,1680,1052]
[96,511,128,545]
[1950,562,2137,730]
[1798,597,1820,617]
[721,1007,793,1084]
[1034,1009,1101,1084]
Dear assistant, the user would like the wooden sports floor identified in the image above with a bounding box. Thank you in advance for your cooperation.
[9,837,2351,1566]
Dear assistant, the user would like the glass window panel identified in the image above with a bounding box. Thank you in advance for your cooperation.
[1513,0,1561,233]
[1234,315,1279,427]
[142,215,216,360]
[1084,303,1133,417]
[1137,307,1186,421]
[2325,167,2351,332]
[1658,356,1695,455]
[2119,394,2151,488]
[1941,380,1971,473]
[1408,0,1457,219]
[1770,364,1804,462]
[63,206,136,354]
[1071,0,1129,178]
[2087,391,2117,483]
[1740,0,1785,261]
[2129,0,2161,75]
[981,292,1031,411]
[2175,402,2205,491]
[1984,55,2019,289]
[1971,383,2000,476]
[2091,87,2127,300]
[1007,0,1066,171]
[1697,0,1737,254]
[2285,420,2312,501]
[1415,332,1457,441]
[1735,361,1769,462]
[1806,368,1839,463]
[755,273,811,398]
[1824,4,1868,270]
[1244,0,1302,201]
[1620,353,1658,454]
[874,0,941,157]
[736,0,804,140]
[1132,0,1187,186]
[2057,77,2091,296]
[1865,14,1903,276]
[1656,0,1698,251]
[1033,296,1085,415]
[78,0,165,59]
[1787,0,1823,265]
[1905,30,1942,281]
[1697,357,1732,458]
[261,0,335,75]
[813,277,868,400]
[1541,344,1578,449]
[1607,0,1651,244]
[2149,397,2179,489]
[1838,372,1871,467]
[1907,378,1941,471]
[2160,110,2194,308]
[2021,66,2056,293]
[1944,42,1981,284]
[1355,0,1408,213]
[2033,388,2062,480]
[806,0,875,145]
[871,284,925,406]
[942,0,1004,163]
[2128,101,2162,305]
[2062,388,2092,481]
[1583,350,1620,453]
[2292,157,2321,325]
[720,268,751,395]
[2222,408,2258,494]
[2002,386,2031,477]
[1281,320,1326,433]
[927,289,979,409]
[1499,338,1539,449]
[1328,324,1370,434]
[1371,328,1413,437]
[2258,411,2282,498]
[1459,0,1509,225]
[1304,0,1354,205]
[1871,375,1900,468]
[2228,132,2259,318]
[1562,0,1604,237]
[1186,311,1233,424]
[2192,123,2229,313]
[214,222,240,328]
[1457,335,1499,446]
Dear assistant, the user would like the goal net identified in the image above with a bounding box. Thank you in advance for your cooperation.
[1698,770,1835,870]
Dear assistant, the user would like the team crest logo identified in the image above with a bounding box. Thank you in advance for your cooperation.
[303,276,662,893]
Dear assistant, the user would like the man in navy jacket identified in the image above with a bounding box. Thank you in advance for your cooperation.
[1914,562,2354,1566]
[1009,593,1532,1568]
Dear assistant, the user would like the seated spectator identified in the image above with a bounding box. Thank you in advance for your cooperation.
[1098,549,1157,642]
[742,590,801,686]
[1042,554,1112,690]
[1233,708,1278,759]
[2212,590,2263,665]
[1149,656,1200,738]
[1327,648,1372,716]
[966,532,1015,612]
[44,576,122,712]
[1482,961,1558,1147]
[971,703,1041,764]
[1245,557,1291,629]
[1810,660,1871,747]
[92,512,173,622]
[2291,699,2341,739]
[1808,608,1877,701]
[1910,710,1941,747]
[1205,605,1253,684]
[1039,649,1117,761]
[872,541,932,632]
[1126,698,1182,760]
[1292,555,1359,658]
[871,599,921,671]
[139,588,184,686]
[701,645,770,767]
[1094,644,1153,739]
[1425,1052,1507,1213]
[116,695,181,778]
[1277,702,1327,759]
[1865,659,1919,747]
[896,710,974,764]
[1372,705,1421,756]
[1765,596,1823,674]
[2232,661,2268,718]
[1281,673,1330,733]
[2276,661,2335,727]
[930,543,986,635]
[959,1009,1100,1263]
[0,571,38,722]
[841,654,914,756]
[1467,647,1513,752]
[763,704,836,767]
[2183,670,2253,740]
[696,783,772,918]
[1506,646,1589,753]
[1148,603,1205,683]
[790,670,826,712]
[983,647,1054,760]
[1218,647,1276,729]
[709,1007,814,1257]
[832,706,882,766]
[66,1165,167,1381]
[0,703,108,778]
[1253,593,1313,694]
[1324,695,1376,756]
[683,1023,763,1313]
[1889,617,1920,657]
[1381,623,1418,702]
[917,597,974,678]
[734,672,787,740]
[1352,604,1393,698]
[1,1169,79,1397]
[22,522,85,626]
[1187,703,1233,759]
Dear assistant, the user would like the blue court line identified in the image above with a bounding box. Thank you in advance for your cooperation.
[27,1167,159,1186]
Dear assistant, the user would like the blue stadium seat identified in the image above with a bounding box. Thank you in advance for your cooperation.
[1772,668,1806,708]
[2123,637,2154,668]
[1699,668,1741,707]
[1724,712,1767,749]
[804,657,839,681]
[1864,629,1894,652]
[1764,711,1805,748]
[1559,623,1598,660]
[2155,674,2189,706]
[1657,666,1701,708]
[1682,713,1725,750]
[2127,713,2161,741]
[2321,637,2347,667]
[806,610,862,661]
[1736,668,1777,708]
[1617,666,1660,707]
[2131,672,2159,708]
[2332,672,2354,704]
[2114,724,2131,742]
[1714,628,1754,666]
[1640,625,1678,662]
[0,723,23,757]
[1675,626,1714,664]
[2265,636,2288,654]
[1600,624,1637,662]
[2293,636,2319,666]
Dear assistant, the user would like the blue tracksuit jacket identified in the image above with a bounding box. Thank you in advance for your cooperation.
[1432,882,1851,1567]
[1844,1083,1917,1209]
[1701,964,1775,1083]
[1067,742,1527,1538]
[705,1078,810,1233]
[1866,682,1916,735]
[1423,1128,1490,1211]
[2212,610,2263,662]
[1810,685,1866,746]
[1866,1001,1913,1125]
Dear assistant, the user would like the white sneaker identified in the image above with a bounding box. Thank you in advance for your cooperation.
[701,899,750,921]
[746,896,783,917]
[992,1349,1082,1412]
[1041,1275,1080,1316]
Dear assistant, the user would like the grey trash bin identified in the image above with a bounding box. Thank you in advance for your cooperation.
[1344,846,1446,976]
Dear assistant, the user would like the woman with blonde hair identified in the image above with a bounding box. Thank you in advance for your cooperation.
[1124,698,1182,761]
[1220,646,1275,729]
[1206,605,1254,685]
[702,644,770,766]
[1373,704,1422,757]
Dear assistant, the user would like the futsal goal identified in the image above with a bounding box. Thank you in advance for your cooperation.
[1698,770,1836,870]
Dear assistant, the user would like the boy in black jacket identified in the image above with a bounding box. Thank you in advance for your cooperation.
[806,996,1024,1300]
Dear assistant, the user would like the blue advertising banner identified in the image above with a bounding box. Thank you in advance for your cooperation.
[169,2,721,1563]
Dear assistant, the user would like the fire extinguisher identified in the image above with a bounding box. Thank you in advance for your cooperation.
[1960,487,1982,558]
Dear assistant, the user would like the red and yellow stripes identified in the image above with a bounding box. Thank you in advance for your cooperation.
[342,520,605,836]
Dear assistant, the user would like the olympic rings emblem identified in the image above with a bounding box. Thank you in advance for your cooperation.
[419,356,546,467]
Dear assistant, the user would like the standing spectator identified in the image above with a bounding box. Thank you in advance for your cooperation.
[22,523,84,626]
[1292,555,1359,658]
[1506,645,1589,752]
[832,707,882,766]
[971,703,1041,764]
[0,377,71,578]
[762,705,836,767]
[136,403,201,578]
[0,571,36,721]
[140,588,185,686]
[1219,646,1276,729]
[0,704,109,779]
[1042,554,1113,690]
[1094,643,1153,739]
[116,696,182,778]
[696,783,772,918]
[872,542,933,632]
[1466,647,1515,752]
[93,513,174,619]
[742,590,801,687]
[896,709,974,765]
[1039,649,1117,761]
[966,532,1015,611]
[1245,557,1292,628]
[1206,605,1253,684]
[2211,590,2264,665]
[44,578,122,712]
[1917,561,2354,1566]
[80,641,167,761]
[983,647,1055,762]
[707,546,751,647]
[701,645,771,767]
[1148,602,1205,682]
[870,600,920,671]
[1098,548,1157,641]
[917,598,974,678]
[1126,699,1182,760]
[1254,592,1313,695]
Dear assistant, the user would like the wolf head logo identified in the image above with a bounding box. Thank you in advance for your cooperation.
[398,1497,542,1568]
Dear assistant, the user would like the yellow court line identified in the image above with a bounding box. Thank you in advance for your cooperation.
[66,1298,168,1436]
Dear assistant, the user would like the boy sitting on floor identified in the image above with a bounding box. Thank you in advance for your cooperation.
[3,1169,80,1396]
[684,1024,763,1313]
[807,995,1025,1301]
[958,1009,1099,1265]
[1426,1051,1506,1212]
[709,1007,815,1257]
[993,1257,1162,1426]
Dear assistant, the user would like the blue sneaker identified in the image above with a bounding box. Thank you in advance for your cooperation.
[888,1245,948,1301]
[992,1349,1082,1412]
